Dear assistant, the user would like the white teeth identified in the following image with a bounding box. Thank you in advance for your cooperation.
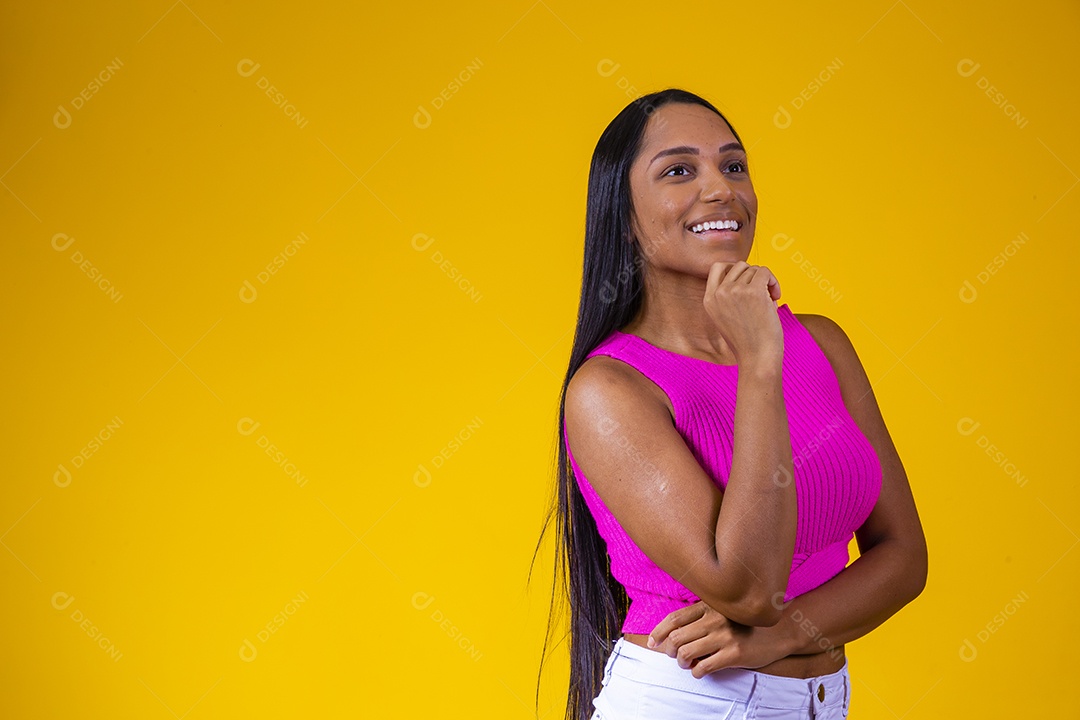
[691,220,739,233]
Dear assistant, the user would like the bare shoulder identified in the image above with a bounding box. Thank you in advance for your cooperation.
[565,354,673,423]
[793,312,856,364]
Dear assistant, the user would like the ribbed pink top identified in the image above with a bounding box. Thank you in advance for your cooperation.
[564,303,882,633]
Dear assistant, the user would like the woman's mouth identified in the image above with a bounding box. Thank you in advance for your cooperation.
[689,219,741,236]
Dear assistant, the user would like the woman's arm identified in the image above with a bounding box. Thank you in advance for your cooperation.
[648,313,928,674]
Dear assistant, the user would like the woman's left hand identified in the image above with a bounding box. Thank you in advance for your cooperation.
[648,601,787,679]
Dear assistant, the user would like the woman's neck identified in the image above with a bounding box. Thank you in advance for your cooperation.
[621,272,735,360]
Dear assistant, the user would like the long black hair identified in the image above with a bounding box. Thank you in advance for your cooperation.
[529,88,745,720]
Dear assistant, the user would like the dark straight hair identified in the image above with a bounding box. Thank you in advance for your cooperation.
[529,88,745,720]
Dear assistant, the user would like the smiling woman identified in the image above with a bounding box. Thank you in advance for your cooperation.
[533,89,928,720]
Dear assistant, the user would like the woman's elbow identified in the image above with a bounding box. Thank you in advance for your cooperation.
[862,521,928,605]
[883,533,927,606]
[906,540,929,602]
[714,589,787,627]
[741,601,785,627]
[693,559,791,626]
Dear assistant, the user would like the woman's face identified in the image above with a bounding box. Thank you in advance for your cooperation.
[626,102,757,277]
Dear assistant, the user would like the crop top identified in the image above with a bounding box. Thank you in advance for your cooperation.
[563,303,882,634]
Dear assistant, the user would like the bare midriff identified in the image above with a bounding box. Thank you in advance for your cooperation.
[621,633,845,679]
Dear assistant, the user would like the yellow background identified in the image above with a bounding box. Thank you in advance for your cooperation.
[2,1,1077,717]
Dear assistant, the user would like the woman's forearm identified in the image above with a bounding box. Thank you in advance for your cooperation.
[709,361,797,625]
[771,537,926,656]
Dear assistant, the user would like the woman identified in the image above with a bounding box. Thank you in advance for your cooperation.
[536,88,927,719]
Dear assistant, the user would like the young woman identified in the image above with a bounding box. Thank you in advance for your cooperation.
[536,88,927,719]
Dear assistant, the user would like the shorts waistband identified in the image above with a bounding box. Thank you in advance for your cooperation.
[607,637,849,708]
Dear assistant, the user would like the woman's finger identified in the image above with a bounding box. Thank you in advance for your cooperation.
[648,602,706,647]
[659,613,716,658]
[689,647,738,679]
[675,635,726,670]
[760,267,782,300]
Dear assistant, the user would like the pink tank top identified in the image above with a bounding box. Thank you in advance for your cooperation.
[563,303,882,633]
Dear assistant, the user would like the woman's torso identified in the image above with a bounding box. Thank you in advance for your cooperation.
[572,306,881,678]
[617,371,846,679]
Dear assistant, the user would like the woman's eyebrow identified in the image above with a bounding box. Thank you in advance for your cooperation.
[648,142,744,167]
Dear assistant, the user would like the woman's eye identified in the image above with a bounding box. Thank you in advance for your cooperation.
[664,160,746,177]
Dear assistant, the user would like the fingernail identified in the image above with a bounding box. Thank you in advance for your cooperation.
[647,637,655,647]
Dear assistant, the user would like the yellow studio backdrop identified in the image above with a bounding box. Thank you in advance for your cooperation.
[1,1,1076,717]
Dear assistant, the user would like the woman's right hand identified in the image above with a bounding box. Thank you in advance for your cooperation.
[702,261,784,367]
[648,600,788,678]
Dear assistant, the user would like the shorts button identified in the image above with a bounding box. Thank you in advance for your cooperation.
[817,684,826,702]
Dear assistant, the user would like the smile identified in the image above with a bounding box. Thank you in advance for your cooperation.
[690,219,741,233]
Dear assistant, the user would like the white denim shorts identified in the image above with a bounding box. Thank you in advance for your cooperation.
[590,637,850,719]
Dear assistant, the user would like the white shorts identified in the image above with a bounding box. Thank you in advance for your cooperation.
[590,637,850,719]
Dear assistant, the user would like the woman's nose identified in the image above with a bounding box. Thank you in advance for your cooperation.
[700,168,736,201]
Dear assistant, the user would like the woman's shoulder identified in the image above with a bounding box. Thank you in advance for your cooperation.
[568,354,655,404]
[566,354,672,424]
[792,311,850,349]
